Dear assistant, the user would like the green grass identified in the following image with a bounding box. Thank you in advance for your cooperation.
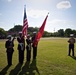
[0,38,76,75]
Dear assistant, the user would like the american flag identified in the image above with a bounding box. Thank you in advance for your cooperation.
[22,6,28,37]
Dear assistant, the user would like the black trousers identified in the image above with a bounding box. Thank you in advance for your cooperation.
[33,46,37,59]
[26,48,31,61]
[7,52,13,65]
[68,44,74,56]
[18,50,24,63]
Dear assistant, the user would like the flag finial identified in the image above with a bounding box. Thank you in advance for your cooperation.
[48,12,49,15]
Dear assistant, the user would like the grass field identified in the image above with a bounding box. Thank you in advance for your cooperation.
[0,37,76,75]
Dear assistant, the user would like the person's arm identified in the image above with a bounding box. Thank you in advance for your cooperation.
[68,39,70,43]
[17,37,20,43]
[5,41,7,48]
[23,38,25,50]
[74,39,75,43]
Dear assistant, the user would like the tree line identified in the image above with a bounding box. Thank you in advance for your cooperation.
[0,25,76,39]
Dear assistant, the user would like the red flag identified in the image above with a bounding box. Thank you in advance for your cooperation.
[34,14,48,46]
[22,6,28,37]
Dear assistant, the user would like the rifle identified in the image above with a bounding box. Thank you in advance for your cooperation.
[12,34,16,42]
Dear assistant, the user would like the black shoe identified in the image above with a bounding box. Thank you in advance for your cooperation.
[68,54,70,56]
[72,55,74,57]
[8,64,12,66]
[33,57,36,60]
[27,60,30,61]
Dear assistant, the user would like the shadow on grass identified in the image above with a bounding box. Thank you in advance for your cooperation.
[19,61,30,75]
[0,60,40,75]
[9,63,22,75]
[19,59,40,75]
[0,65,11,75]
[70,56,76,60]
[29,59,40,75]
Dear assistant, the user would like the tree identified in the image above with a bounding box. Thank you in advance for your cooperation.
[7,25,76,37]
[72,30,76,37]
[58,29,64,37]
[65,28,72,37]
[8,25,22,36]
[28,27,39,36]
[43,31,51,37]
[0,28,7,39]
[9,25,22,32]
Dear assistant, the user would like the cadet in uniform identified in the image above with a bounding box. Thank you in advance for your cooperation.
[17,32,25,64]
[31,32,38,59]
[68,34,75,56]
[5,35,15,66]
[26,34,31,61]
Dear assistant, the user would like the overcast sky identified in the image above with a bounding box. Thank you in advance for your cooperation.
[0,0,76,32]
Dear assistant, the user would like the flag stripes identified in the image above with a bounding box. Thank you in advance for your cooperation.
[22,6,28,36]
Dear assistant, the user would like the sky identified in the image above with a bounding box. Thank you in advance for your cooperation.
[0,0,76,32]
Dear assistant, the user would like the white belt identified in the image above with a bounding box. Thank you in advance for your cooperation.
[19,43,23,50]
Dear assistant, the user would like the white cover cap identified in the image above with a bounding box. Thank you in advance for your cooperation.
[70,34,74,37]
[33,31,36,34]
[19,31,22,34]
[7,35,12,39]
[27,34,30,36]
